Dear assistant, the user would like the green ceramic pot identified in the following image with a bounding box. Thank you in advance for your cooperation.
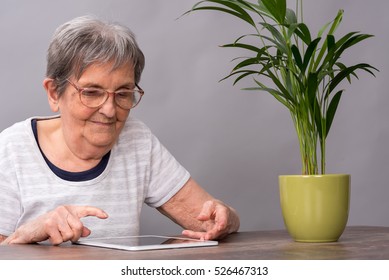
[279,174,350,242]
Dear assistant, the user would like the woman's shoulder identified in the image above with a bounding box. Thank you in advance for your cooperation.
[0,118,35,159]
[121,116,152,136]
[0,118,32,140]
[115,117,156,149]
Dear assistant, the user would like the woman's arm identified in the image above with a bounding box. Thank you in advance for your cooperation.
[158,177,240,240]
[1,205,108,245]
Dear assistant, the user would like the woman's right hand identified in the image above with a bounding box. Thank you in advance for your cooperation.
[1,205,108,245]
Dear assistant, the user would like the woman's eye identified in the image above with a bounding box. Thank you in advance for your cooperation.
[116,91,133,98]
[82,89,104,97]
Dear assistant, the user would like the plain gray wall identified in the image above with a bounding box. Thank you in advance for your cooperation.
[0,0,387,235]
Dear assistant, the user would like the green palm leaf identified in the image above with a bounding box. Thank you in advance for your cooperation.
[184,0,378,175]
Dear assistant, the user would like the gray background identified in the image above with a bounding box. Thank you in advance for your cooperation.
[0,0,387,235]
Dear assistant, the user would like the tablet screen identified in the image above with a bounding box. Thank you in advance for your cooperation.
[74,235,218,251]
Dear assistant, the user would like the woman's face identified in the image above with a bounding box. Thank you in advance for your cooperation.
[57,62,135,155]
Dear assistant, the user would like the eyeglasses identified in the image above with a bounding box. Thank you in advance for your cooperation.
[66,79,144,110]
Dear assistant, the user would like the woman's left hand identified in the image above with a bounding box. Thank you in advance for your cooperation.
[158,177,240,241]
[181,199,240,240]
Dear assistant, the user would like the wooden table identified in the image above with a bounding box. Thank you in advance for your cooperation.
[1,226,388,260]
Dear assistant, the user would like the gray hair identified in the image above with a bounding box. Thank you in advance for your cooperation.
[46,15,145,95]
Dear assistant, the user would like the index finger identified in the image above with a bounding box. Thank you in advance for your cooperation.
[70,205,108,219]
[205,202,229,230]
[197,200,216,221]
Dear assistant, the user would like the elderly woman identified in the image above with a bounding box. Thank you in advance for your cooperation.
[0,16,239,245]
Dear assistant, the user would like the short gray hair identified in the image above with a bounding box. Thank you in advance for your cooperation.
[46,15,145,95]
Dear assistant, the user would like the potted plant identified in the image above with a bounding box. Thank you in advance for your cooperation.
[184,0,377,242]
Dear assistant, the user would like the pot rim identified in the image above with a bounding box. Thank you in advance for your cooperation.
[279,174,350,178]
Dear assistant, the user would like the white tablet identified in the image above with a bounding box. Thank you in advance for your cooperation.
[74,235,218,251]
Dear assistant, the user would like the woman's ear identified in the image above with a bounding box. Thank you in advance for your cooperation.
[43,78,60,112]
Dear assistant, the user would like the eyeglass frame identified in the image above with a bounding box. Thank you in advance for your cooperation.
[65,79,144,110]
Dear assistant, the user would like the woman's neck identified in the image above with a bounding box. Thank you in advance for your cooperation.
[36,118,111,172]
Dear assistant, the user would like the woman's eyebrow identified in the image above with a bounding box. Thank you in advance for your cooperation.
[79,81,135,89]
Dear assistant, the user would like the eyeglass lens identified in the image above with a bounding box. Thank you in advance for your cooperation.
[80,88,142,109]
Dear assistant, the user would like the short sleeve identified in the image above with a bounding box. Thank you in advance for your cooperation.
[0,176,21,236]
[0,133,22,236]
[144,133,190,208]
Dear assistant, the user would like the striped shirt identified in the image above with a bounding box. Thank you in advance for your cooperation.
[0,116,190,238]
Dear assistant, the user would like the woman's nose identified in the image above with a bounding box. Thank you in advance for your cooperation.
[98,93,116,118]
